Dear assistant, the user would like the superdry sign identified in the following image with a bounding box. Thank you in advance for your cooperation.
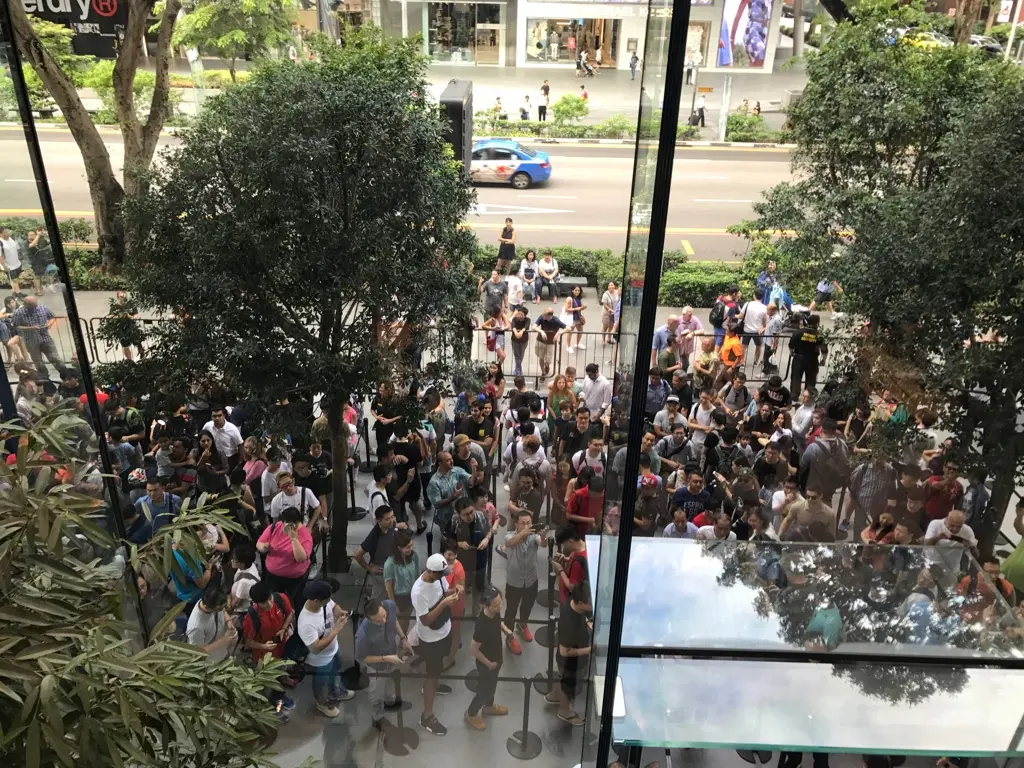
[22,0,128,58]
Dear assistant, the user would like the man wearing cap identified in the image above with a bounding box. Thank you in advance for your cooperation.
[427,451,472,534]
[452,434,486,487]
[410,553,463,736]
[633,474,662,536]
[297,580,353,718]
[653,394,683,439]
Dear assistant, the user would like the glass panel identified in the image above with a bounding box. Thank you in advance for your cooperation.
[611,656,1024,754]
[586,537,1024,661]
[428,2,476,63]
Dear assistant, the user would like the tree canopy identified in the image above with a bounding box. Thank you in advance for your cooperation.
[734,1,1024,553]
[119,27,478,561]
[172,0,297,81]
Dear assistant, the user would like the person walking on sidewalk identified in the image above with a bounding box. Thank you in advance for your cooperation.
[696,94,706,127]
[630,52,640,80]
[464,585,512,731]
[539,80,550,121]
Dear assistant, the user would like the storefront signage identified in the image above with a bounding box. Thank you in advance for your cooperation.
[697,86,713,92]
[21,0,128,58]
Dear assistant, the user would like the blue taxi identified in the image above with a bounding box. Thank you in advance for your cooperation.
[470,139,552,190]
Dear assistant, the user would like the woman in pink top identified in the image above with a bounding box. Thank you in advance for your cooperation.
[242,436,268,485]
[256,507,312,605]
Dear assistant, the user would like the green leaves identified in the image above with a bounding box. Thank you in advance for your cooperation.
[172,0,297,77]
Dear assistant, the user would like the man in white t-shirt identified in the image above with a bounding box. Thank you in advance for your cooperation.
[740,287,769,367]
[202,407,244,469]
[687,389,716,447]
[924,510,978,587]
[186,585,237,661]
[297,580,353,718]
[696,513,738,541]
[0,228,22,281]
[571,432,607,478]
[269,471,323,526]
[260,448,291,508]
[367,464,392,516]
[410,553,462,736]
[506,273,524,307]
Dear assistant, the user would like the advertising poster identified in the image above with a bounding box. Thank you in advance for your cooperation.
[21,0,128,58]
[717,0,772,68]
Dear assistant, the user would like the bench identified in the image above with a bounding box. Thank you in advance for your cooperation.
[556,276,589,298]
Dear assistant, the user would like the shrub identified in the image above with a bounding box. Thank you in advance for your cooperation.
[725,113,778,143]
[592,114,636,138]
[0,216,93,244]
[551,94,589,124]
[82,60,181,124]
[659,262,746,307]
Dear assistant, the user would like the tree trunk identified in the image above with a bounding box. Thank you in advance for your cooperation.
[229,58,237,83]
[8,0,126,269]
[984,6,996,33]
[327,400,351,573]
[955,0,984,44]
[980,461,1016,559]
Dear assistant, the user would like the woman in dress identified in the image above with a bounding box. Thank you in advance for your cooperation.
[497,217,516,275]
[563,284,587,354]
[600,281,619,344]
[518,250,540,304]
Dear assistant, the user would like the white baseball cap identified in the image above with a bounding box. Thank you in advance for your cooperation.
[426,553,450,573]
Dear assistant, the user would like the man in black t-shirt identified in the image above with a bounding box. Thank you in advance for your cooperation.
[534,307,566,377]
[758,375,792,411]
[557,406,592,461]
[790,315,826,398]
[392,426,427,534]
[546,579,592,727]
[457,402,495,453]
[465,585,510,728]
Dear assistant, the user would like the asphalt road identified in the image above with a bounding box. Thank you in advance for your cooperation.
[0,125,792,261]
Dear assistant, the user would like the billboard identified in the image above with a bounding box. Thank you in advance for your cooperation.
[718,0,772,68]
[21,0,128,58]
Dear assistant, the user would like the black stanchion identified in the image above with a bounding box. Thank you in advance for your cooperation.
[506,678,543,760]
[359,419,375,474]
[381,671,419,757]
[537,494,554,609]
[348,463,369,522]
[535,564,558,649]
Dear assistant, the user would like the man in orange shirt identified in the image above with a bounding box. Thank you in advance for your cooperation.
[719,322,745,373]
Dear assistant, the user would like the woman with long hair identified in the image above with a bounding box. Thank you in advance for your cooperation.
[241,436,267,486]
[0,295,27,366]
[371,380,399,451]
[191,430,229,495]
[383,530,420,631]
[563,284,587,353]
[547,373,577,434]
[518,249,540,304]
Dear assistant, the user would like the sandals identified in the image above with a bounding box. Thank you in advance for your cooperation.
[558,712,585,727]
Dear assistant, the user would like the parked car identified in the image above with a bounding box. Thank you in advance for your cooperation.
[969,34,1003,55]
[470,139,551,190]
[902,30,954,49]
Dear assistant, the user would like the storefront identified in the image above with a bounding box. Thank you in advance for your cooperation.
[516,0,784,72]
[423,1,509,64]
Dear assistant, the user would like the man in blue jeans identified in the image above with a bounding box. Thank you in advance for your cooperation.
[297,580,354,718]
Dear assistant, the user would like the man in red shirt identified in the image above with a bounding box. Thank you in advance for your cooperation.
[554,527,588,605]
[242,582,298,716]
[565,476,605,536]
[924,462,964,522]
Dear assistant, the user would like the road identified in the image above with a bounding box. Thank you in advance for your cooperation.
[0,125,792,261]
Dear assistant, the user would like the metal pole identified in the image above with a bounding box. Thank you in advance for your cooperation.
[717,74,732,142]
[688,66,699,118]
[592,0,692,762]
[0,0,151,641]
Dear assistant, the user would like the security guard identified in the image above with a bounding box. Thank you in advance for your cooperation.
[789,314,826,397]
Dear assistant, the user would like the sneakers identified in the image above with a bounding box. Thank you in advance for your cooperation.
[482,704,509,716]
[280,697,297,713]
[317,702,341,718]
[332,690,355,703]
[518,623,534,643]
[507,635,523,655]
[423,683,453,695]
[567,346,575,354]
[465,712,486,731]
[576,342,586,350]
[421,714,448,736]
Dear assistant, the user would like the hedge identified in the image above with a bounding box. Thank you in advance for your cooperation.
[472,115,702,141]
[659,262,747,307]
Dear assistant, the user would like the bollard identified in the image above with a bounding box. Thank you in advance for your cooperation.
[506,678,543,760]
[359,419,375,473]
[535,563,558,648]
[347,463,369,521]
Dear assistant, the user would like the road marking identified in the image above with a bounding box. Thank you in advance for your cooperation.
[472,203,573,216]
[681,240,695,256]
[516,194,578,199]
[4,178,37,183]
[693,198,754,203]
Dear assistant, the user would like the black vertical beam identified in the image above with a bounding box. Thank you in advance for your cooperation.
[0,0,151,640]
[591,0,692,764]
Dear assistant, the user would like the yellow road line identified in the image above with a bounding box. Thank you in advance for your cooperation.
[681,239,695,255]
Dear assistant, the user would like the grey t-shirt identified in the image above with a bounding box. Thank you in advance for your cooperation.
[504,531,540,588]
[186,603,229,659]
[482,279,507,312]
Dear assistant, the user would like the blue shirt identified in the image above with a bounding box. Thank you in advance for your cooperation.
[135,492,182,533]
[663,521,699,539]
[11,304,55,342]
[171,550,205,603]
[355,599,399,667]
[645,379,670,416]
[651,324,672,355]
[670,487,711,519]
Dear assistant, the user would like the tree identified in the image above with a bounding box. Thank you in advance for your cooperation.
[0,407,289,765]
[734,3,1024,555]
[118,26,478,567]
[551,93,589,124]
[173,0,297,83]
[17,20,92,112]
[9,0,182,270]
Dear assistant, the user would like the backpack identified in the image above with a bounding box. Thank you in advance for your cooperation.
[811,438,851,491]
[571,448,607,479]
[709,299,727,328]
[232,590,287,664]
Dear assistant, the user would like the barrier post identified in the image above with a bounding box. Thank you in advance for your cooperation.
[359,418,375,473]
[506,678,543,760]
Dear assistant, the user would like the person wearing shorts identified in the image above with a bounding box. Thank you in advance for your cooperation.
[810,278,842,311]
[534,307,566,378]
[546,579,592,727]
[410,553,460,736]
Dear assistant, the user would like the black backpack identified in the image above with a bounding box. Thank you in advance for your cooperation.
[242,591,288,638]
[709,299,726,328]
